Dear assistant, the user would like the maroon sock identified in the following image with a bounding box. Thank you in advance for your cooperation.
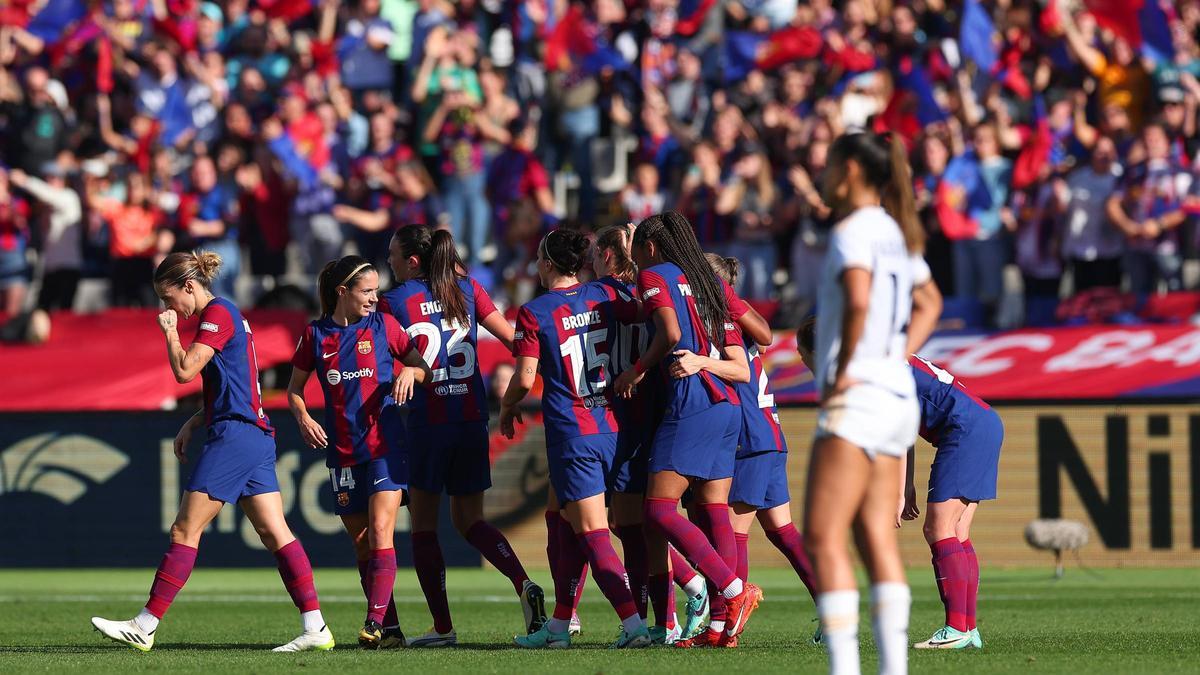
[734,532,750,582]
[644,498,735,612]
[963,539,979,630]
[578,529,639,620]
[931,537,969,632]
[357,559,399,627]
[145,543,198,618]
[552,518,588,621]
[615,524,649,619]
[693,504,728,621]
[573,562,588,613]
[274,540,320,613]
[366,548,397,624]
[765,523,816,600]
[647,572,675,628]
[412,531,453,633]
[465,520,529,595]
[545,511,560,571]
[669,546,699,588]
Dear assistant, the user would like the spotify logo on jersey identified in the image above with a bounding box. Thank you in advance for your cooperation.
[326,368,374,386]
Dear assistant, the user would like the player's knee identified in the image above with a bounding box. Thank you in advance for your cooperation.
[169,521,201,545]
[450,511,477,537]
[255,523,291,552]
[369,521,394,549]
[922,520,949,545]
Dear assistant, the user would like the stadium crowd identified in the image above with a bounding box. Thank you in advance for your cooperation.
[2,0,1200,328]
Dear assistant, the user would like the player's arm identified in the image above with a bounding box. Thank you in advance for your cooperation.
[480,310,515,352]
[906,279,943,355]
[172,407,205,463]
[393,348,433,403]
[157,310,215,384]
[286,367,328,449]
[614,306,680,398]
[499,355,538,439]
[668,344,751,383]
[898,445,919,527]
[830,267,870,400]
[738,306,773,348]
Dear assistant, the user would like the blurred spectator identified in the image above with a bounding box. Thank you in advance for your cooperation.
[90,173,172,307]
[2,68,67,175]
[487,115,553,282]
[179,155,240,298]
[1061,137,1122,292]
[953,123,1012,324]
[0,166,30,315]
[621,162,665,223]
[9,164,83,311]
[718,148,777,299]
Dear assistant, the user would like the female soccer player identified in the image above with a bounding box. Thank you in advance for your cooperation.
[287,254,432,649]
[91,251,333,652]
[612,210,763,646]
[500,228,650,649]
[668,254,818,648]
[379,224,545,646]
[803,131,940,675]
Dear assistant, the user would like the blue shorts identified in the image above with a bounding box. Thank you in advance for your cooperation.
[928,408,1004,503]
[648,403,740,481]
[729,450,790,510]
[329,453,409,516]
[548,432,618,504]
[406,421,491,496]
[186,420,279,503]
[610,426,649,495]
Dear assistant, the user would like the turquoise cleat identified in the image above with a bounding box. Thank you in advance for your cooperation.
[913,625,973,649]
[648,623,682,645]
[611,625,652,649]
[513,624,570,649]
[970,628,983,649]
[680,586,710,639]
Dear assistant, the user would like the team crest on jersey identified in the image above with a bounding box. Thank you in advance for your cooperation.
[642,287,661,300]
[337,491,350,507]
[357,340,372,355]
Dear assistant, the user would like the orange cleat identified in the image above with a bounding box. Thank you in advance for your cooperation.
[723,583,763,638]
[674,628,721,648]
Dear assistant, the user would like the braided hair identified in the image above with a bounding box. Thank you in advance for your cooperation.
[634,210,730,347]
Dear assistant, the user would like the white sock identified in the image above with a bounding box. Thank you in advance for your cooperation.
[134,608,159,634]
[720,577,744,600]
[683,575,706,599]
[620,613,644,634]
[817,590,861,675]
[547,617,570,634]
[870,583,911,675]
[301,609,325,633]
[708,619,725,634]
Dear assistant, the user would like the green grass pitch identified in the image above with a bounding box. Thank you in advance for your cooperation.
[0,567,1195,673]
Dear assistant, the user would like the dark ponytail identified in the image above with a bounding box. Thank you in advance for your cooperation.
[393,224,469,327]
[828,131,925,253]
[539,228,591,277]
[318,255,375,317]
[633,211,730,347]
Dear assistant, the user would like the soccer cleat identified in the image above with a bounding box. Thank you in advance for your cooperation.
[91,617,154,652]
[914,625,973,649]
[405,628,457,648]
[272,626,335,652]
[718,632,738,648]
[811,619,823,646]
[513,624,570,649]
[648,623,683,646]
[379,626,406,649]
[674,628,721,649]
[568,613,582,636]
[723,582,763,638]
[358,620,384,649]
[681,586,710,639]
[520,579,548,635]
[611,624,652,649]
[970,627,983,649]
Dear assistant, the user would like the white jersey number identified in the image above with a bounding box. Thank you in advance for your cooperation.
[560,329,610,397]
[407,318,475,383]
[913,355,955,385]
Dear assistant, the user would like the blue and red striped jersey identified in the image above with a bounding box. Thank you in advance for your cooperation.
[513,281,639,446]
[292,310,414,467]
[637,262,743,422]
[725,291,786,455]
[378,276,497,427]
[910,355,993,445]
[193,297,272,434]
[594,275,660,433]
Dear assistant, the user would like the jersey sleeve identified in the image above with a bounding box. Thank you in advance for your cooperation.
[910,254,932,287]
[383,313,414,358]
[291,324,316,371]
[194,302,236,351]
[471,278,499,319]
[637,268,673,314]
[512,306,542,359]
[722,320,745,347]
[722,280,750,320]
[377,295,393,315]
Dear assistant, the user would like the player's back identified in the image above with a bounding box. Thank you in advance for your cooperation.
[909,355,992,444]
[637,261,741,421]
[514,281,635,445]
[380,276,491,426]
[197,297,272,433]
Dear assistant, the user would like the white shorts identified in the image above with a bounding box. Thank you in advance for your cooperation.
[815,383,919,459]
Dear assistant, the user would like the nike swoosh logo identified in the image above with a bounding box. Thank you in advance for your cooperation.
[374,477,387,485]
[373,604,386,610]
[323,351,338,359]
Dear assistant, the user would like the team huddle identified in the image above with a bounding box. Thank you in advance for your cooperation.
[89,130,1004,674]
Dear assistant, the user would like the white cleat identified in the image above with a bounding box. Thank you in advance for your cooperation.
[272,626,335,652]
[568,612,582,636]
[520,579,548,634]
[405,628,457,648]
[91,617,154,652]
